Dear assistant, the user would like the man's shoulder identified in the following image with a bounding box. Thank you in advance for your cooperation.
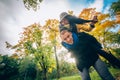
[77,32,91,37]
[77,32,95,40]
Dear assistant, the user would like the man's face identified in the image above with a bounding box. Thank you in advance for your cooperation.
[60,30,73,44]
[60,18,69,25]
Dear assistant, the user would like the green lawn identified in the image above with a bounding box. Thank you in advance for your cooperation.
[58,73,101,80]
[53,68,120,80]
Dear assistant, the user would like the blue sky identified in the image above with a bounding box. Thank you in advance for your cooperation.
[0,0,118,55]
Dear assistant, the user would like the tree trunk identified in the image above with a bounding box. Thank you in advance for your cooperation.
[24,70,27,80]
[43,68,47,80]
[40,56,48,80]
[54,46,60,79]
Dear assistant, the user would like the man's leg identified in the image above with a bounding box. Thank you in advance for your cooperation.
[80,67,91,80]
[93,58,115,80]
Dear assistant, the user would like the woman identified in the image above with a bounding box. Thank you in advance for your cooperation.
[59,12,98,33]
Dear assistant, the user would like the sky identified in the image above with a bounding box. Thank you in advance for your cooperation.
[0,0,118,55]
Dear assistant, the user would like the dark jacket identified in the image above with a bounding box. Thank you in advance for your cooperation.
[62,32,120,70]
[62,32,101,71]
[59,15,94,33]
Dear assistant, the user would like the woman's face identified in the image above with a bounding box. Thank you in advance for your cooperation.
[60,30,73,44]
[60,18,69,25]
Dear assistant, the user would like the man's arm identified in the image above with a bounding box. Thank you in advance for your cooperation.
[86,34,120,68]
[96,49,120,68]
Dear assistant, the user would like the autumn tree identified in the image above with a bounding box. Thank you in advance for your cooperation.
[6,23,56,80]
[77,8,117,48]
[77,8,101,32]
[44,19,61,78]
[76,8,120,66]
[90,11,118,50]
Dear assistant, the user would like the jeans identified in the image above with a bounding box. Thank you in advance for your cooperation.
[80,58,115,80]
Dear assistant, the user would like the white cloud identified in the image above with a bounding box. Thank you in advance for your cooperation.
[37,0,71,24]
[88,0,104,12]
[0,0,72,55]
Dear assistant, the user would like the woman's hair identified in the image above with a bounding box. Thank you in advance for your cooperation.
[59,26,71,32]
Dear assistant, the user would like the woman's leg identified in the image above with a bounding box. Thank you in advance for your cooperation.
[80,67,91,80]
[97,49,120,68]
[93,58,115,80]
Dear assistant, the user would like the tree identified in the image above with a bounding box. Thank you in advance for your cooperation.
[0,55,19,80]
[110,0,120,15]
[58,50,78,77]
[23,0,43,11]
[77,8,101,32]
[76,8,120,66]
[44,19,61,79]
[110,0,120,23]
[6,23,56,80]
[19,56,36,80]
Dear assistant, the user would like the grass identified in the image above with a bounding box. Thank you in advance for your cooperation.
[58,72,101,80]
[57,74,81,80]
[52,68,120,80]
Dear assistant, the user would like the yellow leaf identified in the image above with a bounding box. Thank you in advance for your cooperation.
[48,68,52,73]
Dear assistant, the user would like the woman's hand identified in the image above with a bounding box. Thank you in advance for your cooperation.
[92,16,98,24]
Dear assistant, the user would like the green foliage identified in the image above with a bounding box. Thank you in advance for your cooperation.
[110,0,120,14]
[23,0,43,11]
[111,48,120,57]
[0,55,19,80]
[104,31,120,44]
[34,44,55,71]
[57,50,78,77]
[34,44,56,80]
[17,24,55,80]
[24,41,36,54]
[19,56,36,80]
[5,23,56,80]
[59,62,78,77]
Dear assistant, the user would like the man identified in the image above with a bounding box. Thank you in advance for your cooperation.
[59,12,98,33]
[59,12,120,69]
[60,27,115,80]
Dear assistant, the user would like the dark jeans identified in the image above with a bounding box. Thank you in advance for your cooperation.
[80,58,115,80]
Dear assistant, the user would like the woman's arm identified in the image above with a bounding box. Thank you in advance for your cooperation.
[66,15,98,24]
[66,15,92,24]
